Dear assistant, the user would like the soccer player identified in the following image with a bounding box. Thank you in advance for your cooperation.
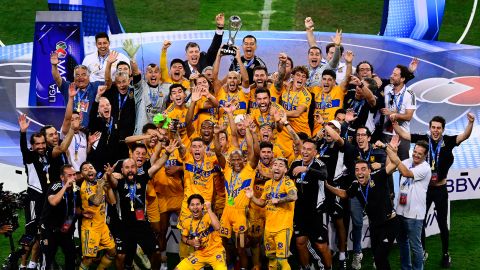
[289,139,331,269]
[213,116,259,269]
[39,165,81,270]
[393,113,475,267]
[276,60,312,152]
[82,32,129,82]
[164,84,190,145]
[250,88,284,131]
[246,158,297,270]
[185,75,219,132]
[325,136,402,270]
[229,35,267,83]
[79,162,116,270]
[175,194,226,270]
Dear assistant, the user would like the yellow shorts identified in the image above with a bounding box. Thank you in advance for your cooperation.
[146,195,160,223]
[219,206,247,238]
[264,228,292,259]
[176,250,227,270]
[247,205,266,238]
[81,224,115,257]
[158,195,182,214]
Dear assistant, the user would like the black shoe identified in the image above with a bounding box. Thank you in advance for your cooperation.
[442,253,452,268]
[338,259,347,270]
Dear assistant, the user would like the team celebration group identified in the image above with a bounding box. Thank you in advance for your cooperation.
[14,13,475,270]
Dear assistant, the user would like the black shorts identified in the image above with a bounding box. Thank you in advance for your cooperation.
[123,221,157,257]
[294,211,328,244]
[24,197,44,237]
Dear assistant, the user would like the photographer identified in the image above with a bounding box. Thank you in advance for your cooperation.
[39,164,81,270]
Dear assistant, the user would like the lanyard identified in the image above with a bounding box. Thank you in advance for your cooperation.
[320,92,330,110]
[75,89,88,106]
[351,99,365,114]
[227,91,238,102]
[270,178,284,199]
[193,159,205,180]
[259,111,271,124]
[359,179,370,205]
[189,214,204,237]
[300,160,313,182]
[388,87,406,113]
[319,143,329,157]
[244,57,255,69]
[62,182,76,216]
[106,117,114,134]
[74,134,81,153]
[286,88,300,109]
[239,138,247,152]
[118,90,130,111]
[149,86,160,106]
[128,181,137,207]
[40,156,49,172]
[401,165,414,187]
[227,171,240,197]
[308,66,318,83]
[428,137,442,169]
[359,147,372,162]
[98,52,109,70]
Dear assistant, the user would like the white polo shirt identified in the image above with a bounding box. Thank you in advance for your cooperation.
[383,84,416,135]
[396,158,431,220]
[82,50,130,82]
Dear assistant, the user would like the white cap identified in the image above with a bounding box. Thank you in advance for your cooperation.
[328,120,341,130]
[234,114,245,124]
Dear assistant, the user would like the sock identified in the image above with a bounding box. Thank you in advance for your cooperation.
[278,259,291,270]
[97,255,113,270]
[339,251,346,260]
[268,258,278,270]
[27,261,37,268]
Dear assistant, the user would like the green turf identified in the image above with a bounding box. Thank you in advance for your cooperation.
[0,0,478,46]
[2,199,479,268]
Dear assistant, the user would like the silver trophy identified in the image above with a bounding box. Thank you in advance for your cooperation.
[221,15,242,56]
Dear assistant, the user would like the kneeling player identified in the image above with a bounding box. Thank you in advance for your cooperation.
[175,194,226,270]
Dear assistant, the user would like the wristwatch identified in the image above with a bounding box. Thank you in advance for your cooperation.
[283,121,289,126]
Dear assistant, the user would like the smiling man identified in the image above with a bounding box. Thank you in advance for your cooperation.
[229,35,266,83]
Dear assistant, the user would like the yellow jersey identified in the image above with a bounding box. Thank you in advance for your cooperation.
[223,163,255,209]
[311,85,346,135]
[183,152,219,202]
[152,149,184,197]
[250,102,284,128]
[160,49,190,88]
[177,212,224,257]
[216,87,248,125]
[164,104,190,146]
[80,180,106,230]
[261,177,296,232]
[193,96,218,131]
[248,84,282,109]
[280,86,312,135]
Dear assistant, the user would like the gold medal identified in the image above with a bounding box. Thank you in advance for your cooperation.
[74,151,78,161]
[130,200,134,211]
[431,160,435,170]
[46,173,50,184]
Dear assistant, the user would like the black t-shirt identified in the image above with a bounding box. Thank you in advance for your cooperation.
[317,139,356,186]
[343,90,376,134]
[411,134,459,182]
[115,162,151,224]
[353,145,387,167]
[47,145,68,184]
[288,158,328,215]
[229,55,267,83]
[346,168,394,227]
[102,86,136,141]
[40,182,80,232]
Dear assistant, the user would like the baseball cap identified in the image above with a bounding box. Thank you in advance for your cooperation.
[328,120,341,130]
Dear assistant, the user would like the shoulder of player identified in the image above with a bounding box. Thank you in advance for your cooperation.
[164,103,175,113]
[312,158,326,168]
[50,182,63,192]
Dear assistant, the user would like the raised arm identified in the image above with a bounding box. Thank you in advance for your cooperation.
[304,17,317,47]
[50,52,63,87]
[48,179,74,206]
[205,201,220,231]
[244,116,260,169]
[326,29,342,69]
[212,48,224,95]
[205,13,225,67]
[104,50,119,90]
[281,112,302,153]
[122,39,141,76]
[19,114,32,157]
[60,83,77,135]
[325,181,349,199]
[339,50,354,91]
[324,124,344,147]
[185,86,201,136]
[160,40,171,81]
[456,112,475,144]
[274,53,287,92]
[392,121,411,141]
[52,125,75,158]
[148,139,179,178]
[88,177,106,206]
[213,124,227,169]
[234,46,250,88]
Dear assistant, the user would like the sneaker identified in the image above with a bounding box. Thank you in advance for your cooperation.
[441,253,452,268]
[351,252,363,270]
[338,259,347,270]
[423,250,429,262]
[160,262,168,270]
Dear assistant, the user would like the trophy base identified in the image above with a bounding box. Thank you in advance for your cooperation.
[221,44,237,56]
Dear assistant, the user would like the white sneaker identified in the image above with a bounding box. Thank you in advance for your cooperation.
[351,252,363,270]
[160,262,168,270]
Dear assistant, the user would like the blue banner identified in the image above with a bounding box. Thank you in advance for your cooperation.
[29,11,84,106]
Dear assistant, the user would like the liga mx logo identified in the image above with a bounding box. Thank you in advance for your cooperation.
[55,41,68,58]
[409,76,480,128]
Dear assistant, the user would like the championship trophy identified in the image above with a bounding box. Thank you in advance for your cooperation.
[221,15,242,56]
